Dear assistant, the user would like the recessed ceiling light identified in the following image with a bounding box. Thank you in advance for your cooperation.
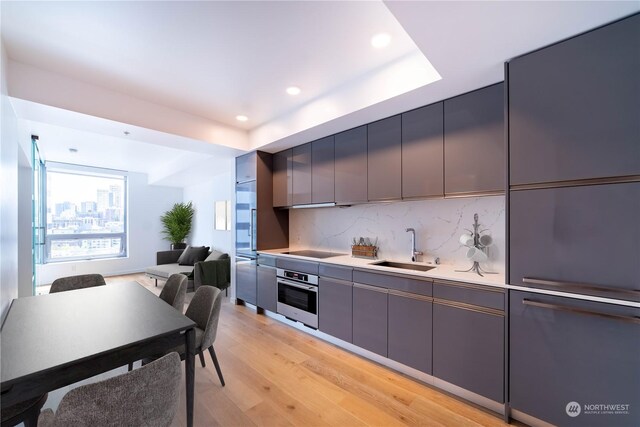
[123,131,130,136]
[286,86,301,96]
[236,115,248,122]
[69,148,78,153]
[371,33,391,48]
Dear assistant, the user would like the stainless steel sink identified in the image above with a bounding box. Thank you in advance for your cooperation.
[369,261,435,272]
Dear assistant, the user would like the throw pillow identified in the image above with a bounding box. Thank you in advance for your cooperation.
[204,250,226,262]
[178,246,210,266]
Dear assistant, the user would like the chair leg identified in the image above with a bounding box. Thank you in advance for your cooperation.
[208,345,225,386]
[198,351,206,368]
[128,362,134,371]
[23,411,40,427]
[155,278,158,287]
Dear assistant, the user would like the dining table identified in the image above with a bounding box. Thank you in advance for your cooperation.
[1,281,197,427]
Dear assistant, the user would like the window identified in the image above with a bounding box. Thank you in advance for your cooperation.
[45,164,127,262]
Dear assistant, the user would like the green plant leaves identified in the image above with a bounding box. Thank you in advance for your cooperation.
[160,201,195,244]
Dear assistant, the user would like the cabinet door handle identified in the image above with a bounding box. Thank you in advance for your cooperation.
[522,277,640,301]
[522,299,640,324]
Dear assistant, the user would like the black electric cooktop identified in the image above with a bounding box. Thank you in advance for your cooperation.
[283,250,344,259]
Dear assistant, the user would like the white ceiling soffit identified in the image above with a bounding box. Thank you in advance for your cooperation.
[251,1,639,153]
[1,1,435,143]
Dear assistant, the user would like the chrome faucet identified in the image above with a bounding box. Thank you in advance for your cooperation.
[406,228,423,262]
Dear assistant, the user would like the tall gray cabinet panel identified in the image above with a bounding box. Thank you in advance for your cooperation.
[444,83,504,195]
[510,290,640,427]
[401,103,444,199]
[236,259,257,305]
[335,126,368,204]
[318,277,352,343]
[388,292,432,374]
[292,143,312,205]
[509,182,640,301]
[273,149,292,207]
[352,284,388,357]
[312,136,335,204]
[256,265,277,312]
[509,14,640,185]
[433,302,504,402]
[367,115,402,201]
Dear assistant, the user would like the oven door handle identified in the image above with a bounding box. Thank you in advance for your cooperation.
[278,279,318,292]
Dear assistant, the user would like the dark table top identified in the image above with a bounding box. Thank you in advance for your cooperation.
[1,282,195,387]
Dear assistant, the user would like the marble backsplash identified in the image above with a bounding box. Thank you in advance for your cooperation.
[289,196,506,273]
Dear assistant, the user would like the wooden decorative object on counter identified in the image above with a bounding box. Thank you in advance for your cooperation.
[351,245,378,259]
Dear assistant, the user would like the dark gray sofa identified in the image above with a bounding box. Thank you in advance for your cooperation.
[146,249,230,293]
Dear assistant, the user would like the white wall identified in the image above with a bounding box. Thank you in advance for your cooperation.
[38,172,183,284]
[183,170,234,256]
[290,196,506,273]
[1,40,20,318]
[18,163,33,297]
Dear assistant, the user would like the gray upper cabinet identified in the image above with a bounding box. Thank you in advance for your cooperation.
[352,283,388,357]
[318,277,353,343]
[444,83,505,195]
[509,182,640,302]
[388,292,432,374]
[292,143,312,206]
[510,290,640,427]
[402,103,444,199]
[368,115,402,201]
[335,126,368,204]
[256,265,277,312]
[273,149,292,207]
[311,136,335,204]
[509,14,640,185]
[236,151,257,183]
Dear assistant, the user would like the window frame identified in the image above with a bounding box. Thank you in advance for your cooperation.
[44,162,129,263]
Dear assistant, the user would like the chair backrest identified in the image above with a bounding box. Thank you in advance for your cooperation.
[185,286,222,349]
[44,353,181,427]
[159,274,187,311]
[49,274,106,294]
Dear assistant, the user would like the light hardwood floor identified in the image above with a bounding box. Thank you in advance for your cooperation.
[104,273,521,427]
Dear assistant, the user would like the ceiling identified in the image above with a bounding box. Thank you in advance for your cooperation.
[2,1,638,178]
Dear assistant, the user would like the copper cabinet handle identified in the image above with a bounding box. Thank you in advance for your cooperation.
[522,277,640,300]
[522,299,640,324]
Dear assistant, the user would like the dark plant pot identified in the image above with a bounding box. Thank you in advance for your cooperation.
[171,243,187,250]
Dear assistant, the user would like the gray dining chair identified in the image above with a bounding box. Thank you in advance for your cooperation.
[159,273,188,311]
[38,353,181,427]
[143,286,225,386]
[1,393,48,427]
[49,274,106,294]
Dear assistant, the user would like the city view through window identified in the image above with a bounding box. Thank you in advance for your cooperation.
[46,170,127,261]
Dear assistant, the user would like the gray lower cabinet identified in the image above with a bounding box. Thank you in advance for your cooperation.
[352,283,388,357]
[312,136,335,204]
[510,290,640,427]
[508,14,640,185]
[509,182,640,301]
[388,291,432,374]
[367,115,402,201]
[432,300,504,402]
[402,102,444,199]
[236,260,257,305]
[273,149,292,207]
[256,265,277,312]
[292,143,312,206]
[444,83,504,195]
[318,277,352,343]
[335,126,367,204]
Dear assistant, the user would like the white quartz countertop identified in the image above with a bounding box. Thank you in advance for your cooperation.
[257,248,507,288]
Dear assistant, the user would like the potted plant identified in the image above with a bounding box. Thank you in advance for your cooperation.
[160,202,195,250]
